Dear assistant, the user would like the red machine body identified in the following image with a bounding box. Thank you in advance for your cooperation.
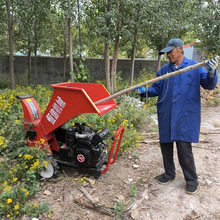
[17,82,124,178]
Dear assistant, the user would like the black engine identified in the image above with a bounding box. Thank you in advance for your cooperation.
[56,123,110,169]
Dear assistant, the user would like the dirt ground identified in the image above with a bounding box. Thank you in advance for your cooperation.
[32,99,220,220]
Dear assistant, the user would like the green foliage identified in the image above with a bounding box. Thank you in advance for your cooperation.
[0,145,49,218]
[0,85,52,219]
[1,0,218,66]
[131,68,158,114]
[0,77,10,89]
[191,0,220,56]
[115,71,130,92]
[130,184,138,196]
[14,0,55,56]
[0,85,53,143]
[0,2,8,56]
[73,61,91,83]
[22,201,50,218]
[202,87,220,107]
[144,0,196,52]
[114,199,125,219]
[205,97,220,107]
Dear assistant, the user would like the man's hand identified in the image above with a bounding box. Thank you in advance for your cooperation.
[207,57,218,77]
[133,87,146,94]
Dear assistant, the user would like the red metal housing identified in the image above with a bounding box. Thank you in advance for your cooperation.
[17,82,124,176]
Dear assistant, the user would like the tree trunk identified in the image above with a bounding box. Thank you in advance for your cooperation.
[28,38,31,84]
[129,45,136,86]
[104,0,111,91]
[156,44,163,74]
[104,42,111,91]
[68,0,74,82]
[77,0,82,64]
[63,16,67,82]
[156,55,162,74]
[129,7,140,86]
[34,39,38,85]
[6,0,15,89]
[110,4,122,93]
[111,34,120,93]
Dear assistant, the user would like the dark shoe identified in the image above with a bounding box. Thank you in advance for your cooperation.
[157,175,174,185]
[186,184,197,194]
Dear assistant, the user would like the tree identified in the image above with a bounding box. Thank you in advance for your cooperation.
[1,0,217,89]
[6,0,15,89]
[85,0,113,90]
[104,0,112,91]
[128,4,140,86]
[192,0,220,57]
[15,0,35,84]
[63,13,68,82]
[110,1,123,93]
[44,1,69,81]
[15,0,56,84]
[85,0,142,92]
[72,0,90,83]
[68,0,74,82]
[0,2,8,56]
[122,0,149,85]
[143,0,195,73]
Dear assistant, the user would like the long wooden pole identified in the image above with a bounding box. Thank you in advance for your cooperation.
[95,56,220,105]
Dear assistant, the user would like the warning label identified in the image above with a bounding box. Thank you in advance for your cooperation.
[25,99,39,120]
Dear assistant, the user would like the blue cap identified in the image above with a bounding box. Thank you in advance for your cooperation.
[159,38,184,55]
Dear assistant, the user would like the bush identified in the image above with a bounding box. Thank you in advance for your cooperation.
[0,78,10,89]
[0,85,51,219]
[128,68,158,114]
[0,144,49,218]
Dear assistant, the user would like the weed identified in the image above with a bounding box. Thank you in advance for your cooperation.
[130,185,138,196]
[114,199,125,219]
[205,97,220,107]
[133,151,139,159]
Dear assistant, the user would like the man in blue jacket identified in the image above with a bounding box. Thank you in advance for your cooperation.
[134,38,218,194]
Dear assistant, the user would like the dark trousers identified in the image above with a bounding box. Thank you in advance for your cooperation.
[160,141,198,186]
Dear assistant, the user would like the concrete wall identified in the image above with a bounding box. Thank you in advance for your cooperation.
[0,56,167,85]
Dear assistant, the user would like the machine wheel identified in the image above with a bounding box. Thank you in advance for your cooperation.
[93,170,101,180]
[40,156,59,179]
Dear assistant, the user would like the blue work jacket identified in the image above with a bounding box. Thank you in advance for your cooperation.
[143,57,218,143]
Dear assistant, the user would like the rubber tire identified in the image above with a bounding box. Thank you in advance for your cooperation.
[40,157,59,179]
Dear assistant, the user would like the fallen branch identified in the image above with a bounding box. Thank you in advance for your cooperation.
[73,196,114,217]
[123,189,149,219]
[139,140,159,144]
[192,215,202,219]
[78,186,94,202]
[141,132,158,136]
[127,189,148,211]
[192,145,220,151]
[200,131,220,134]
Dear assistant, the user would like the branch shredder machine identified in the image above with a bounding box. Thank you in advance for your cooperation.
[17,82,124,179]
